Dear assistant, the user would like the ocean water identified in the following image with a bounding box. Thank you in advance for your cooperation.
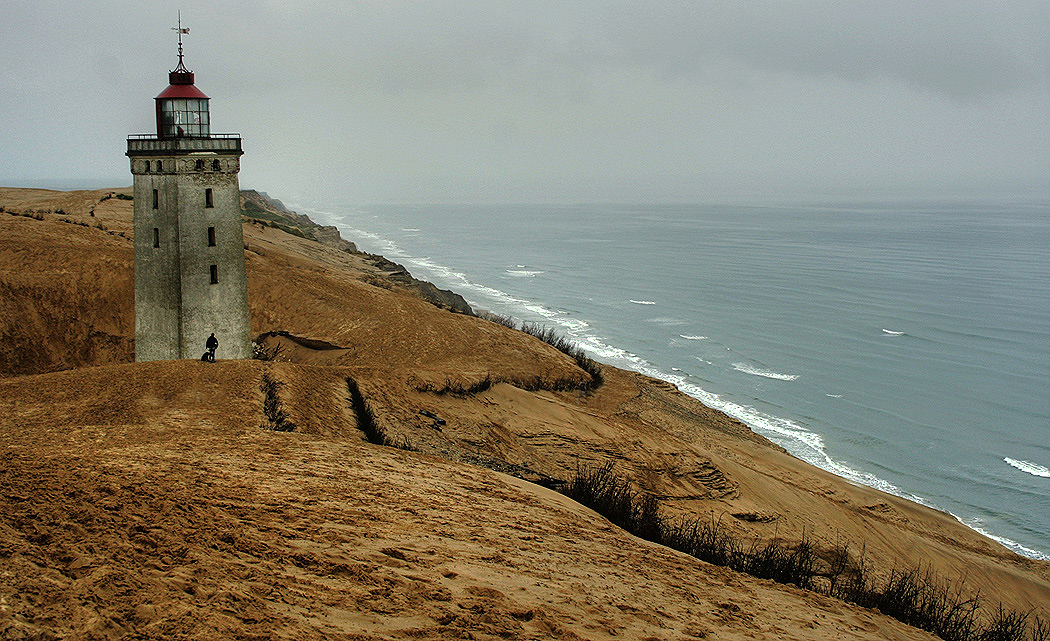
[300,200,1050,560]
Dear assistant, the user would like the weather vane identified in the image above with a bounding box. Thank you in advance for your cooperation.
[171,11,190,72]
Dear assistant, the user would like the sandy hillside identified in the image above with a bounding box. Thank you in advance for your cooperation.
[1,187,1047,639]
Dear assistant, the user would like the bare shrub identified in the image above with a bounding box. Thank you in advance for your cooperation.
[559,463,1043,641]
[477,310,518,329]
[562,462,662,541]
[416,375,494,396]
[520,323,603,391]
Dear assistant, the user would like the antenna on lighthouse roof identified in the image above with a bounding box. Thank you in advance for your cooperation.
[171,11,191,73]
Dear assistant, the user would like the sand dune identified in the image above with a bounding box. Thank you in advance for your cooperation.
[1,187,1047,639]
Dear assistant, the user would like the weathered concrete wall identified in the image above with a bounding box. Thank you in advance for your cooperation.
[175,158,251,360]
[132,163,181,361]
[129,144,251,361]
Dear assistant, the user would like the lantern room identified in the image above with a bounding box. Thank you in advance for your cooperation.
[155,61,210,138]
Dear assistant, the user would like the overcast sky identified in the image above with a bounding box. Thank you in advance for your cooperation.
[2,1,1048,203]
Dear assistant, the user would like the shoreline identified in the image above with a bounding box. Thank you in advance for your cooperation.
[2,184,1043,561]
[297,199,1049,562]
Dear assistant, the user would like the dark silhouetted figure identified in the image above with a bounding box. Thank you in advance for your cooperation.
[203,333,218,363]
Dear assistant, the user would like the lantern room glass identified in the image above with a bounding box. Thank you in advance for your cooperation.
[159,98,210,137]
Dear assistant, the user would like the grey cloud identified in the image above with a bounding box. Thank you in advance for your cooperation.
[596,2,1050,99]
[2,1,1049,202]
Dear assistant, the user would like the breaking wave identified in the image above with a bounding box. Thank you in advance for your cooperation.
[630,299,657,305]
[733,363,800,381]
[953,514,1050,561]
[1004,457,1050,478]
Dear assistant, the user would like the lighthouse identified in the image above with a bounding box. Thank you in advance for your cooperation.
[126,20,251,362]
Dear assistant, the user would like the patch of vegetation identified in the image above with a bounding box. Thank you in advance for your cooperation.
[561,463,1048,641]
[260,372,296,432]
[477,310,518,329]
[4,209,44,220]
[247,217,309,239]
[415,375,495,396]
[521,323,603,391]
[563,462,662,542]
[412,370,595,396]
[242,206,286,224]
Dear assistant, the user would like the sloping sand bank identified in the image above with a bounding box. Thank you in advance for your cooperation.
[1,361,941,640]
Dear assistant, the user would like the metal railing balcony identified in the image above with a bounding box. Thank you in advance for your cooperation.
[126,134,242,155]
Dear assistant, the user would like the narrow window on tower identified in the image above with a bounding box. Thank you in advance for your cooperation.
[156,160,162,172]
[152,189,159,210]
[210,264,218,284]
[205,188,214,208]
[207,226,216,247]
[144,160,150,173]
[153,228,159,248]
[212,159,221,171]
[195,159,204,171]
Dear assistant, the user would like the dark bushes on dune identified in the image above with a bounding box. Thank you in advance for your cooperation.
[474,311,605,390]
[415,375,495,396]
[562,463,662,542]
[477,310,518,329]
[561,463,1048,641]
[520,323,603,391]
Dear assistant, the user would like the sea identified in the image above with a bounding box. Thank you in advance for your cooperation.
[297,199,1050,560]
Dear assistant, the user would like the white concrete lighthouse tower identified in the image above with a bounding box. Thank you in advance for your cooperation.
[126,21,251,361]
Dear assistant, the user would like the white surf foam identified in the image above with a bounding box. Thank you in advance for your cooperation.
[679,334,708,341]
[506,269,543,277]
[630,299,657,305]
[733,363,800,381]
[882,329,905,336]
[314,223,593,344]
[1004,457,1050,478]
[952,514,1050,561]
